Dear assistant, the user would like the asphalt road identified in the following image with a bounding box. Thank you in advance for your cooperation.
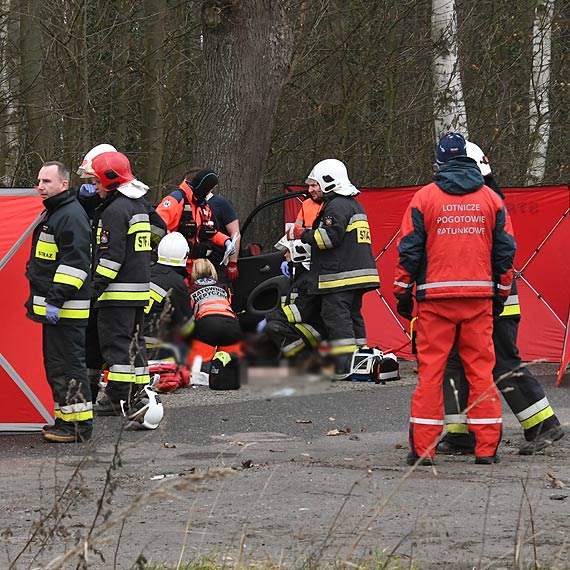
[1,362,569,570]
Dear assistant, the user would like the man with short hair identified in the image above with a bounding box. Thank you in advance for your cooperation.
[25,161,93,442]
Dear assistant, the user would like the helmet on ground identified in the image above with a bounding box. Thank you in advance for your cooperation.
[465,141,492,177]
[305,159,358,196]
[125,385,164,430]
[77,144,117,178]
[91,151,135,190]
[157,232,189,266]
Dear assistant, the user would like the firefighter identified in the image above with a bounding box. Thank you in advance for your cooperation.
[185,258,242,368]
[89,151,153,416]
[155,169,235,275]
[439,141,565,455]
[144,232,194,361]
[394,132,516,465]
[291,159,379,379]
[25,162,93,442]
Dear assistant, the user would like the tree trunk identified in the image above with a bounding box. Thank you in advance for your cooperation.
[432,0,469,139]
[526,0,555,185]
[140,0,166,202]
[0,0,19,185]
[195,0,295,219]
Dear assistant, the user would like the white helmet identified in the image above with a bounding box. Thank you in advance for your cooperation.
[157,232,189,266]
[287,240,311,270]
[465,141,492,177]
[305,159,359,196]
[77,144,117,178]
[124,386,164,430]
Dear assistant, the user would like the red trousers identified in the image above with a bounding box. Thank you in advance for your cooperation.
[410,298,502,458]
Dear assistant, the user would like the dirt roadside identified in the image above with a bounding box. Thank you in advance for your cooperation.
[1,361,569,570]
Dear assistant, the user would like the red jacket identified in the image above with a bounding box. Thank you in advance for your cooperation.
[156,181,229,259]
[394,160,516,302]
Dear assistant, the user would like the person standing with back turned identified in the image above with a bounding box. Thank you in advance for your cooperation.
[394,132,516,465]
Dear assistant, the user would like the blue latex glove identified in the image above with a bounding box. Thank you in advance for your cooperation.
[256,318,267,333]
[78,183,96,197]
[45,304,60,324]
[280,260,290,278]
[224,239,236,256]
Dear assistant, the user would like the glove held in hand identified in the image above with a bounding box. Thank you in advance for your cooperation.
[45,304,60,324]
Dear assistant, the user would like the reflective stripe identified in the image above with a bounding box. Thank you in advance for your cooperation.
[135,365,150,385]
[467,417,503,425]
[410,417,445,425]
[180,317,195,337]
[516,397,550,421]
[283,338,306,357]
[108,364,136,383]
[128,221,152,234]
[394,280,414,290]
[55,408,93,422]
[330,343,357,355]
[98,282,150,302]
[35,232,58,260]
[500,304,521,317]
[295,323,320,348]
[417,280,494,290]
[346,220,370,232]
[520,406,555,430]
[314,228,333,249]
[283,304,302,323]
[496,283,512,291]
[145,283,168,313]
[158,255,185,266]
[446,423,470,434]
[96,258,122,280]
[53,264,88,289]
[32,296,90,319]
[445,413,467,424]
[99,258,122,271]
[318,274,380,290]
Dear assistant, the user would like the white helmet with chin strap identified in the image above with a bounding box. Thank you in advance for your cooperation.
[157,232,189,267]
[77,143,117,178]
[305,159,359,196]
[124,385,164,430]
[465,141,492,177]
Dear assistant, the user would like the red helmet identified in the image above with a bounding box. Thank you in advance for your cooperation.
[91,151,135,190]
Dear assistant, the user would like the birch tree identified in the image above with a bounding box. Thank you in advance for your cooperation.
[431,0,469,139]
[526,0,555,184]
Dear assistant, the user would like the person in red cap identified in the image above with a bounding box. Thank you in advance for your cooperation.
[89,151,153,418]
[394,132,516,465]
[155,169,234,277]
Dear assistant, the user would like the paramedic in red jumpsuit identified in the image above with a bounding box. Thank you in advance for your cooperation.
[394,132,516,465]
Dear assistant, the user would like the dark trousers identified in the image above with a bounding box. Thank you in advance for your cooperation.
[97,306,149,402]
[443,315,560,441]
[194,315,241,347]
[42,323,92,422]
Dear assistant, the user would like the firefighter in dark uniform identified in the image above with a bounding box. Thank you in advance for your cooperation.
[89,151,153,416]
[439,141,565,455]
[25,161,93,442]
[144,232,194,361]
[155,169,235,276]
[292,159,380,378]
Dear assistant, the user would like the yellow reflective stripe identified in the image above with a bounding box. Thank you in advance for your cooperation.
[98,291,150,302]
[294,324,319,348]
[96,265,118,279]
[282,305,296,323]
[446,423,469,434]
[283,340,305,357]
[144,299,155,314]
[128,221,152,234]
[35,241,58,260]
[520,406,555,430]
[180,318,195,337]
[54,273,84,289]
[55,409,94,422]
[314,230,327,250]
[500,304,521,317]
[107,370,136,382]
[33,305,89,319]
[135,374,151,385]
[330,344,357,355]
[346,220,369,232]
[318,275,380,290]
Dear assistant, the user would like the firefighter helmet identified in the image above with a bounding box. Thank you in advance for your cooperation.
[305,159,358,196]
[157,232,189,267]
[91,151,135,191]
[465,141,492,177]
[125,386,164,430]
[77,144,117,178]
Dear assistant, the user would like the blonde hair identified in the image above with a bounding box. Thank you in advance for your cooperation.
[192,258,218,281]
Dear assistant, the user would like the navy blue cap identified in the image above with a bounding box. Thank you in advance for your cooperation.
[436,132,467,165]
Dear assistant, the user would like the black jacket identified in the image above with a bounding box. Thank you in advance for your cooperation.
[25,189,91,325]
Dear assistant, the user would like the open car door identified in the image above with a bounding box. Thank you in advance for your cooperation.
[232,190,308,329]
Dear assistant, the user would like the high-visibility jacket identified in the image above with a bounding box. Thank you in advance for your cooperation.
[91,191,151,307]
[300,193,379,294]
[155,182,230,259]
[394,158,516,303]
[188,278,235,320]
[25,189,91,325]
[294,198,322,232]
